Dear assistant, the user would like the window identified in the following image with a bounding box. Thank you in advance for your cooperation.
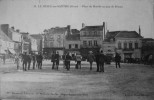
[135,43,138,49]
[129,43,132,49]
[69,44,71,49]
[89,41,92,46]
[94,31,97,36]
[94,40,97,46]
[50,42,53,47]
[118,42,121,49]
[83,41,87,46]
[75,44,78,48]
[124,42,127,49]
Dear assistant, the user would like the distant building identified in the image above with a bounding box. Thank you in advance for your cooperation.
[102,31,120,58]
[30,34,44,53]
[0,24,15,56]
[9,27,22,54]
[29,35,38,54]
[80,22,105,58]
[65,29,80,57]
[141,38,154,56]
[115,31,143,62]
[21,32,30,54]
[43,25,70,57]
[0,27,14,57]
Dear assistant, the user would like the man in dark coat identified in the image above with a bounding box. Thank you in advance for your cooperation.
[32,54,36,69]
[22,52,28,71]
[51,52,56,69]
[54,51,60,70]
[27,54,32,70]
[115,53,121,68]
[95,50,100,72]
[65,52,72,71]
[36,53,43,69]
[99,50,106,72]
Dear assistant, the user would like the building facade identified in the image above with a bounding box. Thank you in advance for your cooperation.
[65,29,80,57]
[0,28,14,58]
[21,32,30,54]
[30,34,44,53]
[80,23,105,57]
[43,26,70,57]
[115,31,142,62]
[102,31,120,58]
[9,27,22,54]
[141,38,154,57]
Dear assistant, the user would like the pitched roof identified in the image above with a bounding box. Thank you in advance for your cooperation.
[104,31,120,42]
[30,34,43,39]
[0,29,12,41]
[71,29,80,34]
[80,25,103,31]
[49,27,67,34]
[9,28,21,35]
[115,31,143,38]
[66,34,80,40]
[141,38,154,41]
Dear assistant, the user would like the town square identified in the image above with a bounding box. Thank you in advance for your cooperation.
[0,0,154,100]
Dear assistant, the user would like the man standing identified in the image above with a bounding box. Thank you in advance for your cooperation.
[55,51,60,70]
[99,50,106,72]
[22,52,28,71]
[65,52,72,71]
[115,53,121,68]
[51,52,55,69]
[36,53,43,69]
[75,52,82,69]
[95,51,100,72]
[27,54,32,70]
[87,51,95,70]
[32,54,36,69]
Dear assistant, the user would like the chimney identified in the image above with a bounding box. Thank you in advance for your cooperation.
[82,23,85,28]
[16,29,20,33]
[1,24,9,36]
[139,25,141,36]
[11,26,15,30]
[67,25,71,35]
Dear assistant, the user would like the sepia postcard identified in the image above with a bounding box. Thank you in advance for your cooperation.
[0,0,154,100]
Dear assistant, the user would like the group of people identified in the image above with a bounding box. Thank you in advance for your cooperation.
[14,52,43,71]
[87,50,121,72]
[50,51,82,71]
[12,50,122,72]
[50,50,121,72]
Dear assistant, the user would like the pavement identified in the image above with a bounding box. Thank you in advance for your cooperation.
[0,60,154,100]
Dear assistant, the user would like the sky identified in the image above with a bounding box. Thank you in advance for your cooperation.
[0,0,154,38]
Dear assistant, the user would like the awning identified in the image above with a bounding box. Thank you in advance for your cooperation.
[8,49,16,54]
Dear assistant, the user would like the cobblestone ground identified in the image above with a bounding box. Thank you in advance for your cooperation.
[0,60,154,100]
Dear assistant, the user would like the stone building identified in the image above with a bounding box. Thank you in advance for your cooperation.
[115,31,143,62]
[65,29,80,58]
[43,25,70,57]
[30,34,44,54]
[80,22,105,58]
[102,31,120,58]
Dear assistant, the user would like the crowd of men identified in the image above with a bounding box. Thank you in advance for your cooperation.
[13,50,122,72]
[15,52,43,71]
[5,50,153,72]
